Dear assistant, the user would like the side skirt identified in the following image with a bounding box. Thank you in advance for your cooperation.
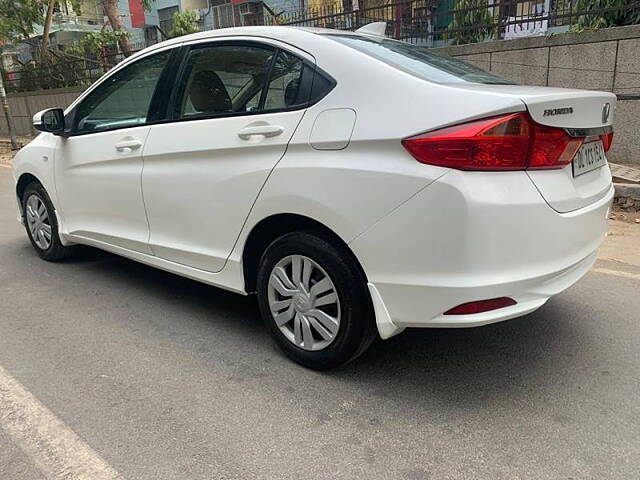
[65,234,247,295]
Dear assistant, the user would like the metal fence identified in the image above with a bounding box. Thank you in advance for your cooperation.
[2,0,640,93]
[1,48,140,94]
[270,0,640,46]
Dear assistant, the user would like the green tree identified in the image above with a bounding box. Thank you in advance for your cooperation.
[448,0,496,45]
[170,11,200,38]
[574,0,640,30]
[0,0,47,41]
[102,0,153,55]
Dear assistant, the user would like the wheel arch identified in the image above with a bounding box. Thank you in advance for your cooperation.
[16,172,43,199]
[15,172,45,219]
[241,213,368,294]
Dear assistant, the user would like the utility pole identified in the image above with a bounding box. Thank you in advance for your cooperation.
[0,72,19,150]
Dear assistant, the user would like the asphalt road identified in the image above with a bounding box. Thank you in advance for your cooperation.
[0,166,639,480]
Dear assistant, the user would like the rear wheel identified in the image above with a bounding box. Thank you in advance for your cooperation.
[21,182,74,261]
[256,231,376,370]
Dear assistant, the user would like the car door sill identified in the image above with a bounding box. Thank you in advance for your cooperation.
[66,233,247,295]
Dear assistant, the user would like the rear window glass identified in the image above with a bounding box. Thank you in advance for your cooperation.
[324,34,514,85]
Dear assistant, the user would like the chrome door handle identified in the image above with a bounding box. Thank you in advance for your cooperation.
[115,139,143,152]
[237,125,284,140]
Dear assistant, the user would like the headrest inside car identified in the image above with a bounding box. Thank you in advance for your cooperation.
[188,70,232,114]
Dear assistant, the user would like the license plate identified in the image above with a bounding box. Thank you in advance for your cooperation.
[573,141,606,177]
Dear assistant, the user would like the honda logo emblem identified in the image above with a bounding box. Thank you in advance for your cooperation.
[602,103,611,124]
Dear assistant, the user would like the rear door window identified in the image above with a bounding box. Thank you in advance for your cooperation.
[325,34,513,85]
[175,44,275,119]
[172,42,335,120]
[263,51,305,110]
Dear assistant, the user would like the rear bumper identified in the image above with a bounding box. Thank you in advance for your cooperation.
[350,170,613,334]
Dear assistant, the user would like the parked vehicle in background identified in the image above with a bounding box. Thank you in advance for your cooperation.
[12,25,615,369]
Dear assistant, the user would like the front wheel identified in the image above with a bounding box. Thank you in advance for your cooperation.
[21,182,74,261]
[256,231,376,370]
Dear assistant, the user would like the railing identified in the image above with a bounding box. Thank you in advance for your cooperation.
[268,0,640,46]
[1,49,141,94]
[3,0,639,93]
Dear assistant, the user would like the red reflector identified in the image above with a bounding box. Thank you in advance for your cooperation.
[402,112,589,171]
[600,132,614,152]
[444,297,517,315]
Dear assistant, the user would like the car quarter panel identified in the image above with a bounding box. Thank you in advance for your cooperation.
[348,169,613,328]
[226,32,530,269]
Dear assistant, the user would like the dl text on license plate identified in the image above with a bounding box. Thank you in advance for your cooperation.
[573,141,606,177]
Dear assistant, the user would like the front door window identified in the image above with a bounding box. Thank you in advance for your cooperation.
[74,51,170,134]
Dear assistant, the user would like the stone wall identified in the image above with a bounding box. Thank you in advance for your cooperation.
[0,87,83,137]
[431,24,640,164]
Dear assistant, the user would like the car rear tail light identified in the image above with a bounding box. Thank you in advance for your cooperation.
[600,132,614,152]
[402,112,588,171]
[526,123,583,169]
[443,297,517,315]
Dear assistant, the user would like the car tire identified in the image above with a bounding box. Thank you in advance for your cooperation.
[21,182,74,262]
[256,230,377,370]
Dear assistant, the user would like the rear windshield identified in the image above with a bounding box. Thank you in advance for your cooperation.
[324,34,514,85]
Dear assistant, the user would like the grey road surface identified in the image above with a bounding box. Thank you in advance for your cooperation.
[0,167,638,480]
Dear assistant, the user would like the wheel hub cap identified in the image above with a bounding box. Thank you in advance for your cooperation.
[25,194,52,250]
[267,255,341,351]
[293,293,311,313]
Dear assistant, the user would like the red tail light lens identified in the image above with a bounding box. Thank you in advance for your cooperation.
[401,113,530,170]
[527,122,583,169]
[444,297,517,315]
[402,112,587,171]
[600,132,614,152]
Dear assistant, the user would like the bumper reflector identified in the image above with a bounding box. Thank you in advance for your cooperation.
[444,297,517,315]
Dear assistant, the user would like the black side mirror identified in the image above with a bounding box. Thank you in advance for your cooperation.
[33,108,65,135]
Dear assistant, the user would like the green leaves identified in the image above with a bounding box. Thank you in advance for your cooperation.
[170,10,200,38]
[448,0,496,45]
[81,30,131,53]
[574,0,640,30]
[0,0,47,41]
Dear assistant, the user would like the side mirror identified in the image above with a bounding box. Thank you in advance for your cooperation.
[33,108,65,135]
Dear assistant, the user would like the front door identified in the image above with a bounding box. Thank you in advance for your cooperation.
[142,42,313,272]
[55,49,172,254]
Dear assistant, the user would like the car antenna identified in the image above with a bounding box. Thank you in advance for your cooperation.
[355,22,388,37]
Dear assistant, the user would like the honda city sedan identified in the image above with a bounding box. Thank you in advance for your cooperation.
[12,25,615,369]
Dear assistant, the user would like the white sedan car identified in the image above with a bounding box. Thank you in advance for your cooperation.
[12,25,615,369]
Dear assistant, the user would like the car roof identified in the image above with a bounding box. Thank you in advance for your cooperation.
[131,26,367,60]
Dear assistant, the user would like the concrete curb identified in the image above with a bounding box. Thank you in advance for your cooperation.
[614,183,640,210]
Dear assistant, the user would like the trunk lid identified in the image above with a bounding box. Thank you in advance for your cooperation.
[452,85,616,212]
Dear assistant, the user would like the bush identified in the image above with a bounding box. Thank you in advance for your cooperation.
[448,0,496,45]
[171,11,200,38]
[574,0,640,30]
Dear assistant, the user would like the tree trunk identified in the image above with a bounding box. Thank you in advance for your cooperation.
[103,0,133,56]
[40,0,56,60]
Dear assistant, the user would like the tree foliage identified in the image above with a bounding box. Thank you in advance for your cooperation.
[448,0,496,45]
[170,11,200,38]
[81,30,131,53]
[574,0,640,30]
[0,0,47,41]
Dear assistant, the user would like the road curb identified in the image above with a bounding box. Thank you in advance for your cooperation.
[614,183,640,210]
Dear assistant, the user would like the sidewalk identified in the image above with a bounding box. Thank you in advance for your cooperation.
[610,163,640,211]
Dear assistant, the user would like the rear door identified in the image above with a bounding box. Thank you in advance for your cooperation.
[142,41,317,272]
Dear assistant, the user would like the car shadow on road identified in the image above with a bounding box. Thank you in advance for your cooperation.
[56,245,589,409]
